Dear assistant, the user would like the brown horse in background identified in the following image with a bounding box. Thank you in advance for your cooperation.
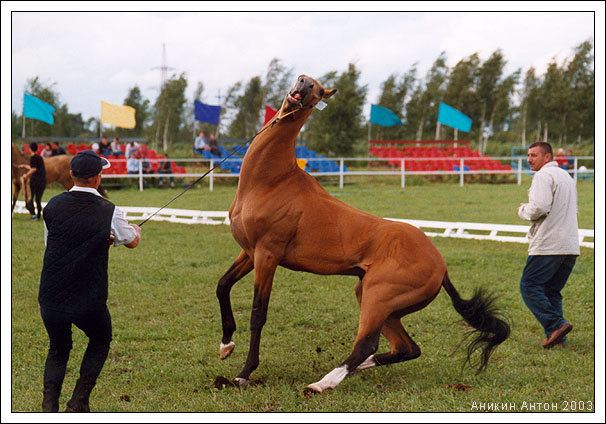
[216,75,510,393]
[11,143,107,213]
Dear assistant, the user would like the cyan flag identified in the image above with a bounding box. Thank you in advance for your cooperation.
[437,102,471,132]
[194,100,221,125]
[370,104,402,127]
[23,93,55,125]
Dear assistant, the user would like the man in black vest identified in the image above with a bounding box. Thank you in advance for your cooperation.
[39,150,141,412]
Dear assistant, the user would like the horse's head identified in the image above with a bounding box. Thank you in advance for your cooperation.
[283,75,336,113]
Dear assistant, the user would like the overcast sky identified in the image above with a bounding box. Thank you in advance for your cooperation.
[4,4,601,125]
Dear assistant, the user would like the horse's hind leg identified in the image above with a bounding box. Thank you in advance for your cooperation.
[353,280,423,370]
[305,273,393,393]
[216,250,254,359]
[357,315,421,370]
[11,182,20,212]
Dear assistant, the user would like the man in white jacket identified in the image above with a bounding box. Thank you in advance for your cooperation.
[518,142,580,349]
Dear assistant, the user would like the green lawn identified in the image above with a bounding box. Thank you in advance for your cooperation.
[10,179,595,412]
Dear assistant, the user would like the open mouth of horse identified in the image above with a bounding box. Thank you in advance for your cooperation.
[287,91,304,107]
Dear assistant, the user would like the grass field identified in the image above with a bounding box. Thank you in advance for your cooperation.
[10,179,596,413]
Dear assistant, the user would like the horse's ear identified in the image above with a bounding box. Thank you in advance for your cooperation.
[323,89,336,99]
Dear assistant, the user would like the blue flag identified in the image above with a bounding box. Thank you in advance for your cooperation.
[437,102,471,132]
[370,104,402,127]
[194,100,221,125]
[23,93,55,125]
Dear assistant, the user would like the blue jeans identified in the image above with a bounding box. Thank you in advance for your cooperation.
[520,255,577,339]
[158,169,174,184]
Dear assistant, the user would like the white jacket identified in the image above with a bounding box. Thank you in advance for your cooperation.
[518,161,580,255]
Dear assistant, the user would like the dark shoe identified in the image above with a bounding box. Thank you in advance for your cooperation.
[65,376,96,412]
[42,382,62,412]
[542,323,573,349]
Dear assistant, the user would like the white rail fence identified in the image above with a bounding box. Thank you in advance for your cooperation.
[13,202,594,249]
[101,155,594,191]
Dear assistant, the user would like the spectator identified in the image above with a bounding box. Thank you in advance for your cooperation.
[194,131,209,155]
[110,137,123,156]
[517,141,579,349]
[38,150,141,412]
[136,143,149,159]
[125,140,139,159]
[52,144,66,156]
[566,149,574,170]
[126,152,139,174]
[158,154,175,188]
[208,133,221,156]
[555,148,568,169]
[98,136,111,157]
[19,142,47,220]
[41,143,54,158]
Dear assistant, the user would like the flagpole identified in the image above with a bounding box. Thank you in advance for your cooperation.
[367,122,371,155]
[216,89,221,137]
[22,95,26,138]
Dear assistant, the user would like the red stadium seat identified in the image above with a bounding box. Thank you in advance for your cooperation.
[67,143,78,154]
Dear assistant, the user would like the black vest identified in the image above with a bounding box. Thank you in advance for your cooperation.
[39,191,115,314]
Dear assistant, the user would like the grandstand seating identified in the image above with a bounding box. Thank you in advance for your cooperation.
[368,144,511,171]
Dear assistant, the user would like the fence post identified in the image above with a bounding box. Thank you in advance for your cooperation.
[459,158,464,187]
[401,158,405,188]
[574,157,578,182]
[517,158,522,185]
[138,159,143,192]
[339,158,344,189]
[210,159,214,192]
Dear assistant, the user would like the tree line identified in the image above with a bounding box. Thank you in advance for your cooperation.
[12,39,594,157]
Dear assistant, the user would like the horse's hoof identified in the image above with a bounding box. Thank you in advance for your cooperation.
[303,383,323,395]
[233,377,249,388]
[219,341,235,359]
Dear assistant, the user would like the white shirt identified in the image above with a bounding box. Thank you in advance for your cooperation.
[44,186,138,247]
[194,136,208,149]
[125,143,139,159]
[518,161,580,255]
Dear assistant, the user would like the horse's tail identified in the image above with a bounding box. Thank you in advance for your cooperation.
[441,272,510,374]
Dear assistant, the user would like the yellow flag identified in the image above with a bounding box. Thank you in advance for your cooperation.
[100,101,136,129]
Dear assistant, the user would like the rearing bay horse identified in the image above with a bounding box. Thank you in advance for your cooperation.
[217,75,510,393]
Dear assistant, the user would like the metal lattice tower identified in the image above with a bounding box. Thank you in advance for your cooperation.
[151,43,175,90]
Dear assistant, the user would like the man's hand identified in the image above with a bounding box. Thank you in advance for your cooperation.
[125,224,141,248]
[108,234,115,246]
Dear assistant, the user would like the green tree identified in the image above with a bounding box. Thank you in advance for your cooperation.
[475,50,506,153]
[480,69,520,153]
[374,66,416,141]
[263,58,294,110]
[304,63,367,156]
[21,76,61,137]
[404,53,448,140]
[443,53,480,140]
[519,66,541,145]
[118,85,150,137]
[150,73,188,152]
[227,76,264,139]
[566,39,594,144]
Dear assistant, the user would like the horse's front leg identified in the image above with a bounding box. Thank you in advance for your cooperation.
[216,250,254,359]
[234,249,278,387]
